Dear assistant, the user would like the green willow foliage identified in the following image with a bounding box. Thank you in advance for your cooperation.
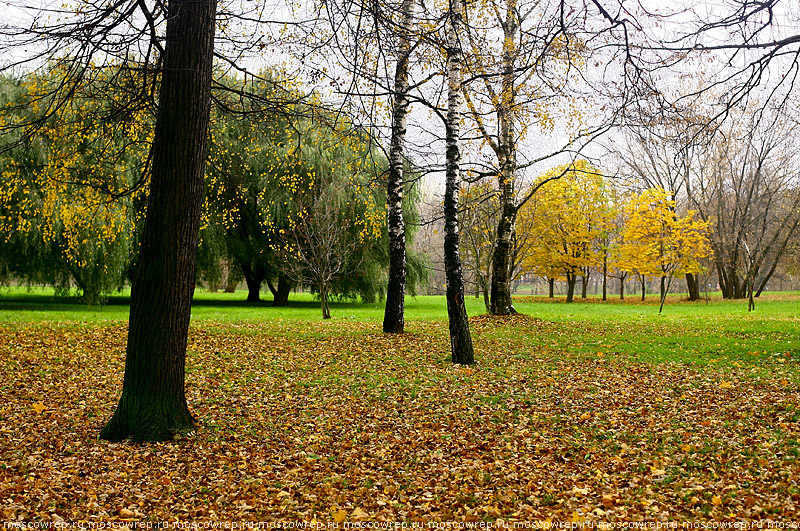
[0,64,426,305]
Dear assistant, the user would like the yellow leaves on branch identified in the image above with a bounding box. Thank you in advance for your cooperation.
[0,66,149,270]
[618,187,712,279]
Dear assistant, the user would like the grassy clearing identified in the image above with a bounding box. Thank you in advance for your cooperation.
[0,287,798,521]
[1,286,798,372]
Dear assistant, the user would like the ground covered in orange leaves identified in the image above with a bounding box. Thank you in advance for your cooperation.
[1,316,798,523]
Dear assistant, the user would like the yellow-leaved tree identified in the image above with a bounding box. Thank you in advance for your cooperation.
[522,160,613,302]
[618,188,712,312]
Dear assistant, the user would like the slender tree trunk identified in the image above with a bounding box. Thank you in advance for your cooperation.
[548,277,554,298]
[100,0,217,442]
[488,0,519,317]
[619,276,625,300]
[602,255,608,302]
[444,0,474,365]
[686,273,700,301]
[581,275,588,299]
[481,276,490,313]
[320,282,331,319]
[641,275,646,302]
[383,0,416,334]
[755,260,779,297]
[566,273,576,303]
[660,275,666,303]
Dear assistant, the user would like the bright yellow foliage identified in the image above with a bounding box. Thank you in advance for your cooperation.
[617,188,712,280]
[522,160,613,281]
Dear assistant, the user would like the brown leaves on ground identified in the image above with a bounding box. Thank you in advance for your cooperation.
[0,319,798,522]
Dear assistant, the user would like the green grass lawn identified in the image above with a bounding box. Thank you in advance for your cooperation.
[1,285,797,374]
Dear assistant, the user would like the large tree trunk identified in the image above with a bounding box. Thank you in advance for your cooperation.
[686,273,700,301]
[548,277,554,298]
[100,0,216,442]
[273,274,291,306]
[383,0,415,334]
[444,0,474,365]
[241,262,264,303]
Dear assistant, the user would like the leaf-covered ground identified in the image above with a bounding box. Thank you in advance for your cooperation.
[1,316,799,523]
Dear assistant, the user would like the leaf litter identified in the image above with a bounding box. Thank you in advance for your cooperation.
[0,317,798,522]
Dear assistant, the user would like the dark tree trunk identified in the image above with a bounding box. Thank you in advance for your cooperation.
[444,1,474,365]
[755,260,779,297]
[548,277,554,298]
[480,275,491,313]
[660,275,666,303]
[487,1,519,318]
[641,275,646,302]
[686,273,700,301]
[489,208,517,315]
[581,275,588,299]
[619,276,625,300]
[383,0,415,334]
[272,274,291,306]
[602,255,608,302]
[731,271,744,299]
[566,273,577,303]
[100,0,216,443]
[320,283,331,319]
[241,262,265,303]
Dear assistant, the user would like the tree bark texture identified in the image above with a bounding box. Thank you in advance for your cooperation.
[488,1,519,316]
[100,0,217,442]
[320,282,331,319]
[383,0,415,334]
[548,277,554,298]
[444,0,474,365]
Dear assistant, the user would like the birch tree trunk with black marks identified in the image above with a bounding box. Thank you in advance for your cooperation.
[444,0,474,365]
[100,0,217,442]
[383,0,416,334]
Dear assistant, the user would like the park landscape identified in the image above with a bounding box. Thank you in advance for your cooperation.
[2,0,800,524]
[0,290,798,522]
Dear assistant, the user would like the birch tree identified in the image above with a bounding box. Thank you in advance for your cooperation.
[444,0,474,365]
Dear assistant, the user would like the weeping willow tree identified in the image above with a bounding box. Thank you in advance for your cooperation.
[200,72,307,304]
[201,79,426,310]
[0,66,152,304]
